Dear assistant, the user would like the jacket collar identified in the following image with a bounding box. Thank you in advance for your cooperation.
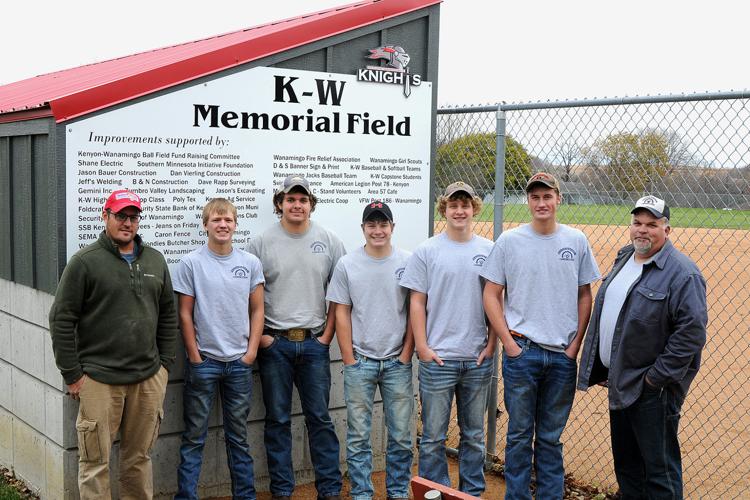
[616,239,674,270]
[98,230,144,257]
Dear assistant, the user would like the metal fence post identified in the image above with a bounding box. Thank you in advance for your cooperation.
[485,106,506,465]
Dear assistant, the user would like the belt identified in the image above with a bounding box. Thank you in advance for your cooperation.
[510,330,526,339]
[264,328,318,342]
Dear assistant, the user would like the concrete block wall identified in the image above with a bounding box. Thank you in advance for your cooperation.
[0,278,413,499]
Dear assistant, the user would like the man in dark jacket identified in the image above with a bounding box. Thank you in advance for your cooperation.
[49,188,178,499]
[578,195,707,500]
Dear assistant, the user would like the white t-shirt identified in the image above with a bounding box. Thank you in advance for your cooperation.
[248,221,345,331]
[400,233,493,361]
[326,246,411,359]
[172,245,264,361]
[480,223,600,351]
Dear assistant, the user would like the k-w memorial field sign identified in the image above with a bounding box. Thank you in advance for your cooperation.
[66,65,432,265]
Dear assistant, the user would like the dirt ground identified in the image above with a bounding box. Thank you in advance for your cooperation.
[241,460,507,500]
[469,222,750,499]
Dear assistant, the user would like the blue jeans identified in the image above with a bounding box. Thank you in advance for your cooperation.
[502,338,577,500]
[176,357,256,500]
[344,354,414,500]
[257,335,342,497]
[610,384,684,499]
[418,358,492,496]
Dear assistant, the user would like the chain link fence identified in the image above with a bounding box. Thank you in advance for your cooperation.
[431,92,750,498]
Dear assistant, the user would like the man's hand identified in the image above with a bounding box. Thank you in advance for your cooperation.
[259,335,275,349]
[342,353,357,366]
[417,346,444,366]
[398,351,413,365]
[564,344,579,361]
[502,340,522,358]
[67,375,87,400]
[241,351,256,366]
[477,342,495,366]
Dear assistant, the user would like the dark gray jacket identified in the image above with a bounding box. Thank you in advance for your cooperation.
[577,240,707,410]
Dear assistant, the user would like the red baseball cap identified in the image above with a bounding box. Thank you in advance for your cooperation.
[104,189,142,212]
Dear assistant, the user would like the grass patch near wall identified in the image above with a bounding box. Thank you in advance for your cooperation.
[0,468,37,500]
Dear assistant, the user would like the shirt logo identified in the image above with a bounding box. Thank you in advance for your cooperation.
[472,254,487,267]
[310,241,327,254]
[395,267,406,280]
[231,266,250,278]
[558,247,577,261]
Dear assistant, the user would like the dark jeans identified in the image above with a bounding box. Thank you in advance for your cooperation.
[610,384,684,500]
[176,357,256,500]
[502,338,577,500]
[257,335,342,497]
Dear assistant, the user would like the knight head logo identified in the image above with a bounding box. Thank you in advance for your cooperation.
[367,45,411,70]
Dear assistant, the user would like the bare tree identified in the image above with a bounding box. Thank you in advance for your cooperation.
[555,139,581,182]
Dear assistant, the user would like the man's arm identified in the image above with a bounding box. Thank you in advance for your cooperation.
[157,265,179,370]
[48,256,87,391]
[178,294,202,364]
[483,281,520,357]
[410,291,443,365]
[646,273,708,387]
[399,312,415,364]
[242,284,265,365]
[565,283,593,360]
[318,302,337,345]
[335,304,356,365]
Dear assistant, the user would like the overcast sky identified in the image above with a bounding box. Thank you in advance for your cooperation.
[2,0,748,106]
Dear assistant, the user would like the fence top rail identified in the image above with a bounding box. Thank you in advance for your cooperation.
[438,89,750,114]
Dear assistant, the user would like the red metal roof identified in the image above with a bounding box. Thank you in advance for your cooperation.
[0,0,439,123]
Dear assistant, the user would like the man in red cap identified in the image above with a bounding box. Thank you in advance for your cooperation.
[49,188,178,499]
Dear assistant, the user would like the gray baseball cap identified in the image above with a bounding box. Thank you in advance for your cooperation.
[279,175,311,195]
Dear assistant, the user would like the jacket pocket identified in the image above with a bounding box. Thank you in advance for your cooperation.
[76,420,103,463]
[633,286,667,324]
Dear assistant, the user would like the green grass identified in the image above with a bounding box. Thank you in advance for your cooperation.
[0,483,27,500]
[438,204,750,230]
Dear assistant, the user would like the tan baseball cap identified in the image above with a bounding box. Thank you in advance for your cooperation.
[443,181,476,198]
[525,172,560,193]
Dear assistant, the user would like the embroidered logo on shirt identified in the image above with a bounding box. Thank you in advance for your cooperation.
[395,267,406,280]
[232,266,250,278]
[472,254,487,267]
[310,241,327,254]
[144,273,156,278]
[558,247,577,261]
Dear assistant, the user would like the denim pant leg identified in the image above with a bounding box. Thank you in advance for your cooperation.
[533,351,577,499]
[418,360,459,487]
[380,357,415,499]
[220,359,256,500]
[176,359,221,500]
[344,356,379,500]
[295,336,343,496]
[455,358,492,496]
[502,339,541,500]
[258,338,297,496]
[611,386,684,500]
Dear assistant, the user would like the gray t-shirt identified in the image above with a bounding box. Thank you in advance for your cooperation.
[172,245,264,361]
[247,221,345,331]
[480,223,601,351]
[326,246,411,359]
[598,254,643,368]
[400,233,493,361]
